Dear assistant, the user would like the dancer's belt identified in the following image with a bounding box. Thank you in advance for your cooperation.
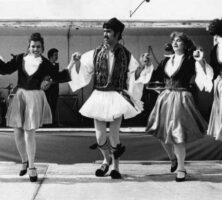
[164,87,187,91]
[146,86,187,93]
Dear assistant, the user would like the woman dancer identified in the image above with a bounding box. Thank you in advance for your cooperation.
[0,33,71,182]
[207,18,222,141]
[140,32,213,182]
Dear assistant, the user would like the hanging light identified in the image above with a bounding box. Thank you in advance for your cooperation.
[130,0,150,18]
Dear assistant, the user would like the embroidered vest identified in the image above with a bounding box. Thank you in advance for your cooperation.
[93,43,131,91]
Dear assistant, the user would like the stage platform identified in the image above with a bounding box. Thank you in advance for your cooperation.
[1,128,222,199]
[1,128,222,163]
[0,161,222,200]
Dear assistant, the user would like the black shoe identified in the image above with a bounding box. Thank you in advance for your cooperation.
[110,170,122,179]
[170,158,178,173]
[95,164,109,177]
[175,170,187,182]
[19,161,29,176]
[29,168,38,182]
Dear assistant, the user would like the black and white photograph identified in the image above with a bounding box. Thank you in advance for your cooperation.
[0,0,222,199]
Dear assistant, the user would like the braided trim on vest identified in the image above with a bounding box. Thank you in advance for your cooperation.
[93,43,131,90]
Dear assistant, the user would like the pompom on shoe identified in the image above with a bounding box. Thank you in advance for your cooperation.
[95,164,110,177]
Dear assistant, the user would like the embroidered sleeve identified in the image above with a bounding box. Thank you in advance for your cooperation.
[195,61,214,92]
[68,50,94,92]
[126,55,145,100]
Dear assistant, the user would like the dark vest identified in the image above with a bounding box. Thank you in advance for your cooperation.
[93,44,131,91]
[152,55,196,89]
[0,53,70,90]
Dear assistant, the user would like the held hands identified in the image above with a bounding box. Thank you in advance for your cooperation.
[71,52,81,63]
[193,48,207,73]
[193,48,204,62]
[68,52,81,65]
[139,52,152,67]
[40,76,53,91]
[135,53,153,80]
[68,52,81,73]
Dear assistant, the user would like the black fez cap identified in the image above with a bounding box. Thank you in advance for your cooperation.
[103,18,125,34]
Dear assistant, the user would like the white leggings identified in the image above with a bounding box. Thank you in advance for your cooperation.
[94,117,122,147]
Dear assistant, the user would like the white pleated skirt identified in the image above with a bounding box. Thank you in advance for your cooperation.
[79,89,143,121]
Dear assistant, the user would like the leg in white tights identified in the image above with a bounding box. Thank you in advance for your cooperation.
[25,129,36,169]
[160,140,178,172]
[14,128,28,163]
[109,117,122,171]
[160,140,176,161]
[174,143,186,178]
[94,119,111,164]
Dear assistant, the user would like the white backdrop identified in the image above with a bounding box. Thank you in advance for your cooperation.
[0,0,221,20]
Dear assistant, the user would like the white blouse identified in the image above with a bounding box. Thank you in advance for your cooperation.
[195,61,213,92]
[138,54,214,93]
[23,54,42,76]
[165,54,184,77]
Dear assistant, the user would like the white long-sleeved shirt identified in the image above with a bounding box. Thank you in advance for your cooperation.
[68,49,145,100]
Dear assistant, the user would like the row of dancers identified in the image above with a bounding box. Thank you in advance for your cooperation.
[0,17,221,182]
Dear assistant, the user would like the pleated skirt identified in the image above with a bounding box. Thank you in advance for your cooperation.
[146,89,207,144]
[79,89,143,121]
[6,88,52,130]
